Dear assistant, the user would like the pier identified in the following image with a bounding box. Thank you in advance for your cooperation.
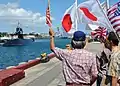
[0,42,103,86]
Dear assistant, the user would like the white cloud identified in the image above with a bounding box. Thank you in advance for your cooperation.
[0,2,55,33]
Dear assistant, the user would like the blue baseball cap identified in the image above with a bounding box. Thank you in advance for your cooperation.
[73,31,86,41]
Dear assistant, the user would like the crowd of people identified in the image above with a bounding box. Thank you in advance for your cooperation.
[49,27,120,86]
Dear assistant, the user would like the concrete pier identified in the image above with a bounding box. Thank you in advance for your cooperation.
[11,42,103,86]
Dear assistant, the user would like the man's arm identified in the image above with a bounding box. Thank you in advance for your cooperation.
[49,28,65,61]
[49,28,55,51]
[109,59,118,86]
[50,36,55,51]
[112,76,117,86]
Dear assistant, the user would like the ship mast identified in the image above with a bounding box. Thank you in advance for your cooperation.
[31,20,35,34]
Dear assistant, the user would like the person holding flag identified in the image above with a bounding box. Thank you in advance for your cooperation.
[49,28,98,86]
[103,31,120,86]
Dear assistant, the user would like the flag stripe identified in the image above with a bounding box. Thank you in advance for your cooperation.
[116,28,120,32]
[113,24,120,29]
[46,0,52,27]
[107,8,117,16]
[91,27,107,39]
[109,16,116,21]
[111,19,120,24]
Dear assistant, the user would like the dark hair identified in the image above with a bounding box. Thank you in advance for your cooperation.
[108,31,119,46]
[71,39,86,49]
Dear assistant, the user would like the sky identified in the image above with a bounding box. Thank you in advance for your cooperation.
[0,0,118,34]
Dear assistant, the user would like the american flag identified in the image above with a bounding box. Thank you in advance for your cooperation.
[46,0,52,27]
[91,27,107,39]
[107,2,120,34]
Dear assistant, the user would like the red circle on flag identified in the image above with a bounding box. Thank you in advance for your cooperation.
[62,14,72,32]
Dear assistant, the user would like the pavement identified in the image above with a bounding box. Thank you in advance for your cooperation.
[11,42,103,86]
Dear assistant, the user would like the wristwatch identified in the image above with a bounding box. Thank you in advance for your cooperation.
[50,36,54,38]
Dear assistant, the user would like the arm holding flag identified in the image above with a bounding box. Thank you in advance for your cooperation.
[47,0,66,61]
[49,28,55,50]
[49,28,68,61]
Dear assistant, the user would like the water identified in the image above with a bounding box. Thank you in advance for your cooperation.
[0,38,71,69]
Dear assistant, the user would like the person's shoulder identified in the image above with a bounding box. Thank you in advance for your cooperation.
[83,49,95,56]
[54,47,64,51]
[55,47,61,49]
[54,47,71,53]
[52,47,64,52]
[112,50,120,63]
[103,48,111,56]
[74,49,95,55]
[84,50,96,61]
[116,50,120,57]
[111,50,120,60]
[104,48,111,53]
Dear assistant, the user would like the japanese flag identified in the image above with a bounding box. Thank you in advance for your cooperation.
[62,1,77,34]
[77,0,110,29]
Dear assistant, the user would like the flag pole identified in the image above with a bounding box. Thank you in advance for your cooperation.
[96,0,120,41]
[75,0,78,31]
[48,0,50,9]
[106,0,110,9]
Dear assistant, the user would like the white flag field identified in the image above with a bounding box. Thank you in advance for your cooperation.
[62,0,113,33]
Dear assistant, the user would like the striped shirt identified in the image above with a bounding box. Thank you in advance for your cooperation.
[53,47,98,84]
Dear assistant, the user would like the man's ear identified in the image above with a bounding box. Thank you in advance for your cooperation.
[110,41,113,45]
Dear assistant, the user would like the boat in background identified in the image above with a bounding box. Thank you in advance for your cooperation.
[55,27,71,39]
[3,23,34,46]
[3,38,34,46]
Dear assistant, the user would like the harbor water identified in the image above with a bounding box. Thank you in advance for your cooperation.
[0,38,71,69]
